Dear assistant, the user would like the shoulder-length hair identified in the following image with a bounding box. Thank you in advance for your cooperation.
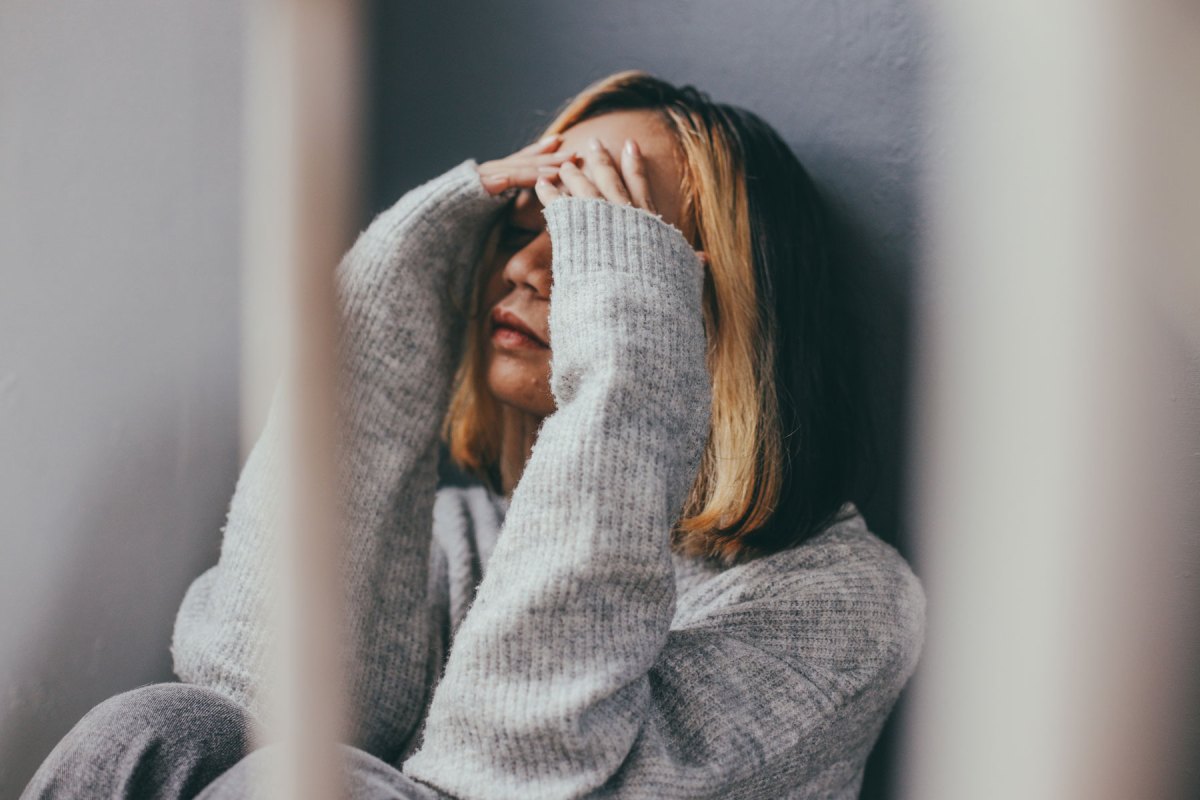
[443,69,877,565]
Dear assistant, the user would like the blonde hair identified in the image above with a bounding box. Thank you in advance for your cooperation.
[442,70,825,565]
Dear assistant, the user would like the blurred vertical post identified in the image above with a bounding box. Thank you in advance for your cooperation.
[243,0,361,798]
[902,1,1200,799]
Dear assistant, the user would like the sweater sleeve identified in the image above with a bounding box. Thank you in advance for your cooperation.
[170,158,511,762]
[401,197,714,798]
[402,199,927,799]
[602,535,927,798]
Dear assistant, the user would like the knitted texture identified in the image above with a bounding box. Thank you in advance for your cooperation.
[171,159,926,799]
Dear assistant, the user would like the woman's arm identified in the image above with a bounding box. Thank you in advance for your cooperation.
[401,195,712,796]
[402,196,926,799]
[170,158,510,762]
[604,535,927,798]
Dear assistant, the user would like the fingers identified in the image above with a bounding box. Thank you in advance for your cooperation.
[582,137,633,204]
[556,160,603,199]
[553,137,635,204]
[534,174,564,207]
[620,138,657,214]
[477,133,570,195]
[478,151,576,196]
[529,137,658,215]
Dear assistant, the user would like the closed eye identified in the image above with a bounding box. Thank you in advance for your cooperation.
[500,221,539,248]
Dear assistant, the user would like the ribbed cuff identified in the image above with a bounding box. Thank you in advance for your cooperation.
[541,196,702,284]
[540,196,709,417]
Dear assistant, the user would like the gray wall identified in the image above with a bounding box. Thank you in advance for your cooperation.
[0,2,243,795]
[367,3,926,794]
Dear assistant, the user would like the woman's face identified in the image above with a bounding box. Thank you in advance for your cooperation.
[480,109,692,419]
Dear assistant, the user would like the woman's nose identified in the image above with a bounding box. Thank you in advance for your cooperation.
[501,234,553,297]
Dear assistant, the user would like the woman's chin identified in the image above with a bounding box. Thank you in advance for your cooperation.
[485,359,554,418]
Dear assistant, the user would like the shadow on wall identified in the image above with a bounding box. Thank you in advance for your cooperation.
[819,175,916,800]
[820,177,915,554]
[0,389,233,797]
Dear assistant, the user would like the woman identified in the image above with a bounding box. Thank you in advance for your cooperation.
[24,70,925,799]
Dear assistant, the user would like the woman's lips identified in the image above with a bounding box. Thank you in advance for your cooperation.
[490,306,549,349]
[491,324,548,350]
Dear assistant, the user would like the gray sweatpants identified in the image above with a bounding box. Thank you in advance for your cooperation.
[20,682,441,799]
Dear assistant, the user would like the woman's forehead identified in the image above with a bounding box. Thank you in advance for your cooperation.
[559,110,674,158]
[556,110,689,234]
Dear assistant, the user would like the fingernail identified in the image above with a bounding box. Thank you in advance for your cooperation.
[624,139,636,156]
[588,137,603,151]
[538,134,561,146]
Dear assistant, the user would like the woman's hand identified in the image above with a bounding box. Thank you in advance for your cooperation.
[533,136,658,214]
[476,134,576,196]
[535,136,708,268]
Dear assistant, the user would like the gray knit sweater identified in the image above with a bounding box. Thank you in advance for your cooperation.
[171,158,926,799]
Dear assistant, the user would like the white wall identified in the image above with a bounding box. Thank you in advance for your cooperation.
[900,4,1200,794]
[0,2,243,794]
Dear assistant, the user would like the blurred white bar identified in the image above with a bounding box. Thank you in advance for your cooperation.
[902,2,1199,798]
[243,0,361,798]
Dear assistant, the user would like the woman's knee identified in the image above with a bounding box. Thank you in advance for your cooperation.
[69,682,259,762]
[22,682,260,800]
[93,682,249,728]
